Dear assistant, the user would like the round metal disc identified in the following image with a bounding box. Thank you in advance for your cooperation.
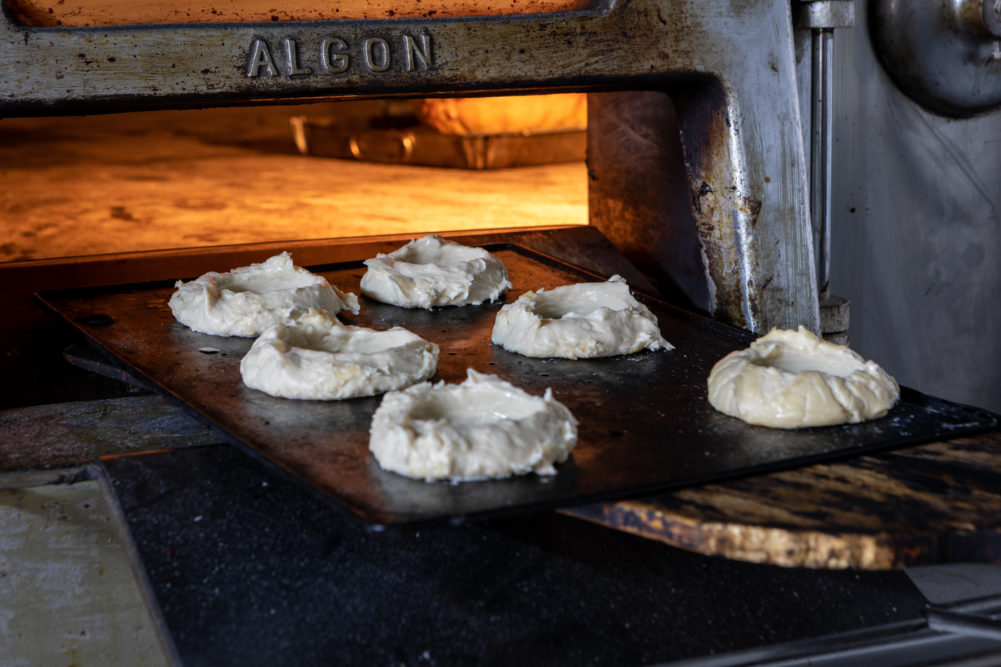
[870,0,1001,117]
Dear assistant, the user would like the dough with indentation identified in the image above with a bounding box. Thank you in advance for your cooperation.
[491,275,672,359]
[360,235,511,309]
[707,326,900,428]
[169,252,359,337]
[240,309,438,400]
[369,369,577,481]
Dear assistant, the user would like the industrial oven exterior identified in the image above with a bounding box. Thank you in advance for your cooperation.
[3,0,1001,664]
[2,0,997,412]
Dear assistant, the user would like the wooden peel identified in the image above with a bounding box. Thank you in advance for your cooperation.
[565,435,1001,570]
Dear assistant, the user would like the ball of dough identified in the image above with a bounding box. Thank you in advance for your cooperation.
[360,235,511,309]
[707,326,900,429]
[169,252,359,337]
[491,275,672,359]
[240,309,438,400]
[369,369,578,481]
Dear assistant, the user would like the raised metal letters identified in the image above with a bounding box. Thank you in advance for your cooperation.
[320,37,349,74]
[402,34,432,72]
[247,39,277,77]
[247,34,432,78]
[362,38,391,72]
[283,38,312,76]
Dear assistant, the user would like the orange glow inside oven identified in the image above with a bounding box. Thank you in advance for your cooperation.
[0,97,588,263]
[6,0,592,27]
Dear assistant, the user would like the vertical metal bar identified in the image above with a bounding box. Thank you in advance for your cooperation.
[810,28,834,297]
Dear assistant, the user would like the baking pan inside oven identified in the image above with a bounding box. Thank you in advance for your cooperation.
[37,245,1000,525]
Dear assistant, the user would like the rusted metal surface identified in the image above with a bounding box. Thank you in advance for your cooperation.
[586,91,710,313]
[36,243,997,525]
[564,435,1001,569]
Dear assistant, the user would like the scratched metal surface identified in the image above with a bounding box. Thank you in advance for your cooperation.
[37,245,999,525]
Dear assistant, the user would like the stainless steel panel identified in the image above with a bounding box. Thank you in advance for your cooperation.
[830,0,1001,412]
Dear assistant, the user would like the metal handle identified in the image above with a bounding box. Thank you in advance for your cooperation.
[348,131,416,163]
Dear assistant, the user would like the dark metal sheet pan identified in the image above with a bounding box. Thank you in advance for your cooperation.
[36,244,999,526]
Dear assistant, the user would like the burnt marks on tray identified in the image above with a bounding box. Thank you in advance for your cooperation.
[74,313,115,326]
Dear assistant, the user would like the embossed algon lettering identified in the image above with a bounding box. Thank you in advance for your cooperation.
[362,37,391,72]
[247,39,277,77]
[402,34,432,72]
[283,38,312,76]
[320,37,349,74]
[246,33,434,78]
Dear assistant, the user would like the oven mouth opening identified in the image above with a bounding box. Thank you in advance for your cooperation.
[0,96,589,263]
[0,89,709,314]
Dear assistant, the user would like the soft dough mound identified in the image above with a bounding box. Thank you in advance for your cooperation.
[707,326,900,429]
[491,275,672,359]
[169,252,359,337]
[369,369,578,482]
[240,309,438,400]
[360,235,511,309]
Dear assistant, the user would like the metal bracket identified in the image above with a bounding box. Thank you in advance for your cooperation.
[794,0,854,336]
[925,608,1001,642]
[794,0,855,30]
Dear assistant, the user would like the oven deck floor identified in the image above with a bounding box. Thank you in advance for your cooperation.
[0,105,586,263]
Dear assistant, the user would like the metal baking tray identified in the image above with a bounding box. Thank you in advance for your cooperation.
[36,245,999,526]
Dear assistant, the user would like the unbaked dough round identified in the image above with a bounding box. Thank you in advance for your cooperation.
[369,369,578,481]
[240,309,438,400]
[169,252,359,337]
[707,326,900,429]
[360,235,511,309]
[491,275,672,359]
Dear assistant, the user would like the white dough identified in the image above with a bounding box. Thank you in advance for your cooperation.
[240,309,438,400]
[169,252,360,337]
[491,275,672,359]
[369,369,578,482]
[360,235,511,309]
[707,326,900,429]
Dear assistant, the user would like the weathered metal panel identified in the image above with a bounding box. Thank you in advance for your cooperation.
[1,0,820,331]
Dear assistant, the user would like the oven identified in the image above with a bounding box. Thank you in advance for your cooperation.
[3,0,1001,664]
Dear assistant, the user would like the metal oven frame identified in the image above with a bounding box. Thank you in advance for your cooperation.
[0,0,819,333]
